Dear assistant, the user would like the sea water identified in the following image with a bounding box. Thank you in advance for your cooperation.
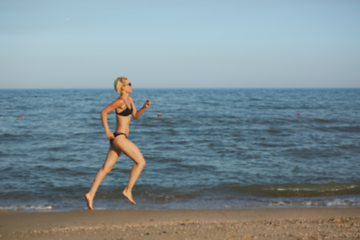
[0,88,359,211]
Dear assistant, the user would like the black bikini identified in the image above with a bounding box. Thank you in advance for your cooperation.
[116,103,133,116]
[110,132,127,145]
[110,103,133,145]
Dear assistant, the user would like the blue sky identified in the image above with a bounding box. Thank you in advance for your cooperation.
[1,0,359,89]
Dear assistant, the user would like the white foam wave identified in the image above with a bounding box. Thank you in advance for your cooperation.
[273,184,359,193]
[269,197,360,207]
[0,205,53,211]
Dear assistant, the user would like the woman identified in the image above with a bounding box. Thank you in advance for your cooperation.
[85,77,151,210]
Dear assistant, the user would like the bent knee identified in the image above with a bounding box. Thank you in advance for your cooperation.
[138,159,146,168]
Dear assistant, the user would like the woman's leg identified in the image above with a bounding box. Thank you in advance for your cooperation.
[112,138,146,205]
[85,145,121,210]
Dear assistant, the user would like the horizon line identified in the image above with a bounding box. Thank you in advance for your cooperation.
[1,87,360,90]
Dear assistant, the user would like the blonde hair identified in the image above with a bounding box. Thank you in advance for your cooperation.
[114,77,128,94]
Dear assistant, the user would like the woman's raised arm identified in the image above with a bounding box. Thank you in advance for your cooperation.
[130,97,151,119]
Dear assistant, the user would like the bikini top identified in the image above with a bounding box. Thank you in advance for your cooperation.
[116,103,133,116]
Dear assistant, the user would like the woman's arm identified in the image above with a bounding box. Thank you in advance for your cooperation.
[100,99,123,139]
[130,97,151,119]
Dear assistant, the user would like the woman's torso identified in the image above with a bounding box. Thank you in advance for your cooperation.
[114,101,132,135]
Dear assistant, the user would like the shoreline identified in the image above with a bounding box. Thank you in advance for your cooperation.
[2,205,360,212]
[1,208,359,239]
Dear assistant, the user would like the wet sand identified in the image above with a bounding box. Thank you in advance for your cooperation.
[1,208,359,239]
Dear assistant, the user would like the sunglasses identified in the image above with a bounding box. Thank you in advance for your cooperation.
[127,82,132,87]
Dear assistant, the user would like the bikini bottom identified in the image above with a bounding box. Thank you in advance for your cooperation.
[109,132,127,145]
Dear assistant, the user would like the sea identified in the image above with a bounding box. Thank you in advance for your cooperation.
[0,88,360,211]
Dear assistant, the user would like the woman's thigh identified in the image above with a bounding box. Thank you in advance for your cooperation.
[102,145,121,171]
[112,137,145,165]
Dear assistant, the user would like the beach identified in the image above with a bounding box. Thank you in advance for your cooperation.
[1,208,360,239]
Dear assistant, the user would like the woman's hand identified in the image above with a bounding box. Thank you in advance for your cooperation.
[106,131,114,140]
[132,99,151,119]
[143,100,151,108]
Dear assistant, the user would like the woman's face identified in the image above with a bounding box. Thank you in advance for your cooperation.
[122,79,132,93]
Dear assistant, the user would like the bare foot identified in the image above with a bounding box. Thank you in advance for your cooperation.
[85,193,94,210]
[122,189,136,205]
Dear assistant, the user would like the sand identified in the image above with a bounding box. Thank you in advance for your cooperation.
[1,208,359,240]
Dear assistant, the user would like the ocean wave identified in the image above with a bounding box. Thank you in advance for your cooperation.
[0,205,54,211]
[260,183,360,197]
[2,196,360,212]
[269,197,360,207]
[130,182,360,200]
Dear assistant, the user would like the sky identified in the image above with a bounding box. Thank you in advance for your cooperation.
[1,0,360,89]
